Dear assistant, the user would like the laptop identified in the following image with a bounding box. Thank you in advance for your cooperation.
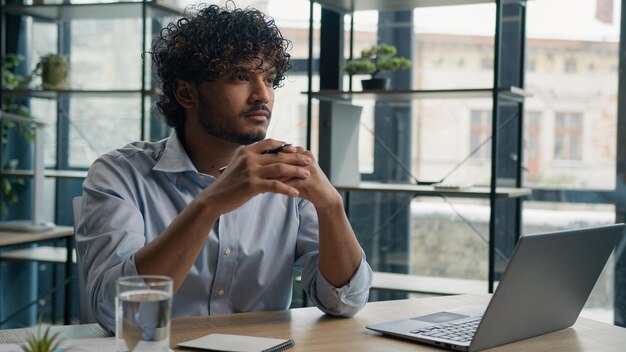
[366,224,625,351]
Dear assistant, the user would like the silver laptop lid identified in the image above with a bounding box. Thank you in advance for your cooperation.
[470,223,624,351]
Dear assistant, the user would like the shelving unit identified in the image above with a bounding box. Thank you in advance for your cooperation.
[1,169,87,179]
[0,0,183,140]
[308,0,528,294]
[310,86,530,102]
[1,88,152,99]
[336,182,530,198]
[315,0,497,12]
[0,0,183,209]
[2,1,183,21]
[0,0,183,325]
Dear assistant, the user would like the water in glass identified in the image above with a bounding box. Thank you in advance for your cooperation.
[116,289,171,351]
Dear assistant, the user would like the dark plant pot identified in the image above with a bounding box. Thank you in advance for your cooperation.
[361,78,390,90]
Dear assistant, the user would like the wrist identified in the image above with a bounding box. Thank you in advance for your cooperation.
[314,192,344,213]
[192,193,221,224]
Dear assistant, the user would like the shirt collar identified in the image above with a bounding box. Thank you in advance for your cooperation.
[153,131,199,174]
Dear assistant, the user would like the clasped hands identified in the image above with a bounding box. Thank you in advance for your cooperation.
[204,139,340,215]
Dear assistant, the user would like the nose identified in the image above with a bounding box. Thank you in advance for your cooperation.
[249,77,271,105]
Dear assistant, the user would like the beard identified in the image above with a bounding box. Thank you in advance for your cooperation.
[196,94,269,145]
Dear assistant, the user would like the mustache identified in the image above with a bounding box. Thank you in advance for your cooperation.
[242,104,271,115]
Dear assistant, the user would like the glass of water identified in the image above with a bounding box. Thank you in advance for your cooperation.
[116,275,173,352]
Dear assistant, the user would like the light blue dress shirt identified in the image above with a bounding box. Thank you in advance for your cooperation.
[75,132,373,332]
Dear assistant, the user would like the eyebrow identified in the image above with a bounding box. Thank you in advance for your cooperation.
[232,66,277,75]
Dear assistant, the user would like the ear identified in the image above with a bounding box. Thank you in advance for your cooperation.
[174,79,196,109]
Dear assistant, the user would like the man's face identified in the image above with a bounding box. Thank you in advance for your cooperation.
[194,60,277,145]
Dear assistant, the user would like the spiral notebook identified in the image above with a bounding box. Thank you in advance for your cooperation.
[176,333,294,352]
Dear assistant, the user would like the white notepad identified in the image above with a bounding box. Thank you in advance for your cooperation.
[176,333,294,352]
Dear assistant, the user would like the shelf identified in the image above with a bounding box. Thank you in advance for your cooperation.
[335,181,531,198]
[2,170,530,197]
[315,0,494,12]
[297,271,488,295]
[1,88,157,99]
[0,226,73,246]
[368,271,488,295]
[0,246,76,264]
[1,169,87,179]
[3,1,184,21]
[0,111,45,126]
[309,86,530,102]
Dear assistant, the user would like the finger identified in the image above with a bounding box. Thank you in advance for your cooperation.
[262,152,311,166]
[262,143,293,154]
[278,144,297,154]
[247,139,289,154]
[261,163,310,180]
[256,179,300,197]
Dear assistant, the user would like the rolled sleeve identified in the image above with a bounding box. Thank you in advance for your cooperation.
[308,251,373,317]
[296,200,373,317]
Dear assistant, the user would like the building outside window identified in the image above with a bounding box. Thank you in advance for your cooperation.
[470,109,492,160]
[564,57,578,73]
[524,111,541,177]
[554,112,583,161]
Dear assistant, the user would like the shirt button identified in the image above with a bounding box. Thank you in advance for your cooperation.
[217,289,225,296]
[224,248,232,255]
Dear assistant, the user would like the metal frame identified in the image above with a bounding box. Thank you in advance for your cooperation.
[614,0,626,328]
[311,0,527,294]
[488,0,526,291]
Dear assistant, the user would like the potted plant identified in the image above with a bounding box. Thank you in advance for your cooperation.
[34,53,69,90]
[344,43,411,90]
[21,322,68,352]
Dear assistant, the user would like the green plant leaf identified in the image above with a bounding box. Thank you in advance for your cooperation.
[344,59,376,75]
[3,179,12,194]
[21,324,67,352]
[0,51,35,213]
[344,43,410,78]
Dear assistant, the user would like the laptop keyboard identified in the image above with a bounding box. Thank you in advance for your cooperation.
[410,318,481,342]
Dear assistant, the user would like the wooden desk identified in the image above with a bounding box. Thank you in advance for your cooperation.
[0,226,74,325]
[0,226,73,247]
[0,323,110,344]
[170,295,626,351]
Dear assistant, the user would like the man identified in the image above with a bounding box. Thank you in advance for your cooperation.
[75,3,373,332]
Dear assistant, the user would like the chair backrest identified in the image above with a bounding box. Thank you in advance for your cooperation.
[72,196,97,324]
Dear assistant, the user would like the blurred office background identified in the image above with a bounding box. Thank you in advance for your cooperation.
[1,0,624,328]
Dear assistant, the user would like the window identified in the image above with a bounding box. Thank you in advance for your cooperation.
[480,56,493,70]
[596,0,614,24]
[564,57,577,73]
[524,111,541,176]
[526,0,619,324]
[554,112,582,161]
[470,110,492,160]
[526,57,536,72]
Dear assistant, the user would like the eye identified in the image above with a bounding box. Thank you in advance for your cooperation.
[233,73,249,82]
[265,76,276,85]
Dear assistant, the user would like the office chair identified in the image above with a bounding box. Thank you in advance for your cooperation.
[72,196,97,324]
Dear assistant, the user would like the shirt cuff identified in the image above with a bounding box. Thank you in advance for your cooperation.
[311,251,373,317]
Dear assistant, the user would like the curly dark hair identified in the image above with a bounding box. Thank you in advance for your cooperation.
[151,2,292,130]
